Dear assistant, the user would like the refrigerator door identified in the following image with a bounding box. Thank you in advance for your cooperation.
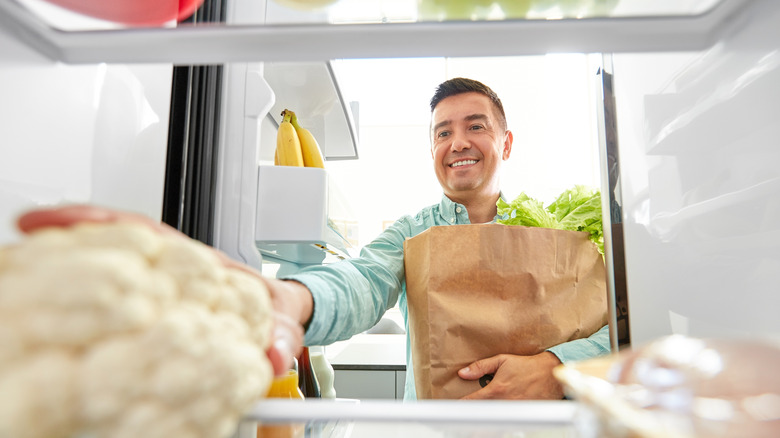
[212,0,358,270]
[610,0,780,346]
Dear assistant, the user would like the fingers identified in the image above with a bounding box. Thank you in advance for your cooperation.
[17,204,180,236]
[459,356,520,400]
[458,355,502,380]
[266,338,296,377]
[18,205,114,232]
[460,386,492,400]
[18,205,263,279]
[266,313,304,376]
[463,353,566,400]
[458,356,505,400]
[259,280,311,377]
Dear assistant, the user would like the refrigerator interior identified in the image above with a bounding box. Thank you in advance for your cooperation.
[0,0,779,434]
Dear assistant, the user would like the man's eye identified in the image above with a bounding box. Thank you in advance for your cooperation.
[470,124,484,131]
[437,131,450,138]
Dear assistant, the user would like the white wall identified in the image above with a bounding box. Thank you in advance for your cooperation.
[329,55,602,249]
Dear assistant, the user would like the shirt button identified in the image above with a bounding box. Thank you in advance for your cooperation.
[455,207,462,214]
[449,217,455,223]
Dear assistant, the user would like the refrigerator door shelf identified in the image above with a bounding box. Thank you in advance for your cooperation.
[264,61,359,161]
[255,165,352,265]
[258,241,348,266]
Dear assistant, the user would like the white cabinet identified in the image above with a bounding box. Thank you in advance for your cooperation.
[326,333,407,400]
[333,369,406,400]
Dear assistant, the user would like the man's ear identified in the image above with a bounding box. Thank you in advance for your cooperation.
[502,130,514,160]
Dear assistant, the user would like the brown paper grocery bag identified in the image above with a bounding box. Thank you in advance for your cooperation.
[404,224,609,399]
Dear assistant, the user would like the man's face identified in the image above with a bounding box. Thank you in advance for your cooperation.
[430,92,512,202]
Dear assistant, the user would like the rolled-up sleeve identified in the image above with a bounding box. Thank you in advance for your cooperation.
[285,223,410,347]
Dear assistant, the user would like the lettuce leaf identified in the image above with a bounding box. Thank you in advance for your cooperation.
[497,185,604,254]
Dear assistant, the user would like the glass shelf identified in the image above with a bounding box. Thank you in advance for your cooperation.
[267,0,728,25]
[0,0,757,64]
[15,0,731,30]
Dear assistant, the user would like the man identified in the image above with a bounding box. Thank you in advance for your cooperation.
[266,77,610,400]
[19,78,610,400]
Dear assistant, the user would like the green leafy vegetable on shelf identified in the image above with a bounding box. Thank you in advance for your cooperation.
[497,185,604,254]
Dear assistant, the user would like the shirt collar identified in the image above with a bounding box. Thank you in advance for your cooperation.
[438,195,464,225]
[438,192,509,225]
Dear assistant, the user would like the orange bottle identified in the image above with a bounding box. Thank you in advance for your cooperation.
[257,370,305,438]
[266,369,305,400]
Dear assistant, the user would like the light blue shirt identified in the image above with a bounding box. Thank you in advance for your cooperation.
[286,194,611,400]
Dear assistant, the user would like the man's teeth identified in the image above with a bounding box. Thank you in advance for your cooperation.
[451,160,477,168]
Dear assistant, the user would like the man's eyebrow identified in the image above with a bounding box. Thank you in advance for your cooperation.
[432,119,451,133]
[464,113,489,123]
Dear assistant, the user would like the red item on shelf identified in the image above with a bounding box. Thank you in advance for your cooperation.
[41,0,204,25]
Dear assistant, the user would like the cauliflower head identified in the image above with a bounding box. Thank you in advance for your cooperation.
[0,222,274,438]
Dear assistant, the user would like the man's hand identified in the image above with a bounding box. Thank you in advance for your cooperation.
[17,204,310,376]
[458,351,565,400]
[260,277,314,372]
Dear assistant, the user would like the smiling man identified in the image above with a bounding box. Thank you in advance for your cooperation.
[430,79,512,224]
[273,77,611,400]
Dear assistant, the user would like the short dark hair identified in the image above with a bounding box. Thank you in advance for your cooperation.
[429,78,507,131]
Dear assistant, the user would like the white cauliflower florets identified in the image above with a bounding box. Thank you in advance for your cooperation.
[0,222,274,438]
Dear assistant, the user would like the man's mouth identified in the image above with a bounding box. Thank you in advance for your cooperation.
[450,159,478,168]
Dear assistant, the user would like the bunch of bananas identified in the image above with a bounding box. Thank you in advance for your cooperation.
[275,109,326,168]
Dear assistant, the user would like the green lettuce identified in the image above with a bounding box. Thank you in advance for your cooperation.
[497,185,604,254]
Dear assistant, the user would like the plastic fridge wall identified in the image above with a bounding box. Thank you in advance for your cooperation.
[611,0,780,346]
[0,4,172,245]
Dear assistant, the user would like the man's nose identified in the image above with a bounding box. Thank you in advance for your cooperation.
[450,132,471,152]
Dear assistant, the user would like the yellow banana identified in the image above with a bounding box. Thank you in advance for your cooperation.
[276,110,304,167]
[288,110,326,169]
